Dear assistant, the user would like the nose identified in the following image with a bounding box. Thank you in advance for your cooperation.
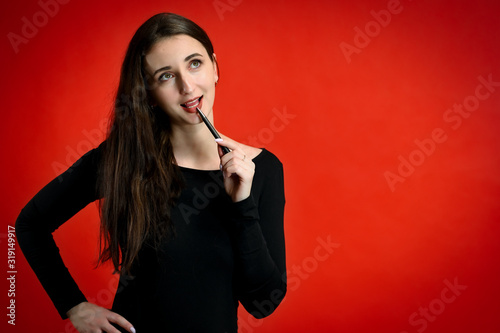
[178,73,194,95]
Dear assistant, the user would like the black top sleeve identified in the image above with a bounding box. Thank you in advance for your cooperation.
[15,147,101,319]
[15,146,287,322]
[230,151,287,318]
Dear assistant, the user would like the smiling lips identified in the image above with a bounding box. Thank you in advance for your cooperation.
[180,96,203,113]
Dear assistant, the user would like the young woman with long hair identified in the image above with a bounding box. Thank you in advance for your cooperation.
[16,12,286,332]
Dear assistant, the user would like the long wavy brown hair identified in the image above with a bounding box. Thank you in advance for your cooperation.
[98,13,216,275]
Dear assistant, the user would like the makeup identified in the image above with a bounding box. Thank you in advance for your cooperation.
[196,107,230,155]
[181,96,203,113]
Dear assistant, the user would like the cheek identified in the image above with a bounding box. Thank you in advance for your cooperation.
[200,68,216,83]
[201,73,217,90]
[153,86,176,103]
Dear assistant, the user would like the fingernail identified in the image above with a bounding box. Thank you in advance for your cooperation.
[219,164,222,171]
[131,327,136,333]
[215,138,223,142]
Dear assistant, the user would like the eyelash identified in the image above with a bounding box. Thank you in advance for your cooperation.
[158,59,203,82]
[159,73,173,82]
[190,59,202,69]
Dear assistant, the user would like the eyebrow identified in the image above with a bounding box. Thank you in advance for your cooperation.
[152,53,204,77]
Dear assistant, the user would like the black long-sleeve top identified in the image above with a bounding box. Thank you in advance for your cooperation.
[15,143,287,332]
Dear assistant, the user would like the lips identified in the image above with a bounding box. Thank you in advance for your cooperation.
[181,96,203,113]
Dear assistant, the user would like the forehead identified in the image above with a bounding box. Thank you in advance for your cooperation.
[144,35,208,71]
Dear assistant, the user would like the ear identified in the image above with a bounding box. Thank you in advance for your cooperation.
[212,53,219,83]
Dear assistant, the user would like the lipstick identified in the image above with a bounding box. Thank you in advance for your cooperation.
[181,96,203,113]
[196,107,230,155]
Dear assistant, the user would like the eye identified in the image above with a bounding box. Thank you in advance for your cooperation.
[159,72,174,82]
[190,59,202,69]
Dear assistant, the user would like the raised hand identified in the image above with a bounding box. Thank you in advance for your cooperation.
[216,136,255,203]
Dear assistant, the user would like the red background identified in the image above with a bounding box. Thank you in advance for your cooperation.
[2,0,500,332]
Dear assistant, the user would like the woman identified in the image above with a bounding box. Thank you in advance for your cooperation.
[16,12,286,333]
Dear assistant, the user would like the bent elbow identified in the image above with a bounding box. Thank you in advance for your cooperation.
[15,200,44,248]
[15,206,30,234]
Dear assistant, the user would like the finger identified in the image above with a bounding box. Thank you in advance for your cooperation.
[225,164,252,179]
[102,322,123,333]
[221,154,245,175]
[217,143,225,159]
[223,158,254,179]
[216,134,240,151]
[223,151,251,168]
[220,146,248,165]
[107,312,135,333]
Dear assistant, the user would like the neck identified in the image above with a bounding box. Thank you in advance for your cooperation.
[170,118,221,170]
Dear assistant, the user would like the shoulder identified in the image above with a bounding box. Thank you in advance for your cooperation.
[225,135,283,171]
[245,146,283,178]
[57,141,105,185]
[247,147,285,201]
[239,144,281,167]
[79,141,105,169]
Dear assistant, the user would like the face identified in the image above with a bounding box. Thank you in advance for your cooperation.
[144,34,218,126]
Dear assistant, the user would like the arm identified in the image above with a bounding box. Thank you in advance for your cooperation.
[231,155,286,318]
[216,135,286,318]
[16,145,137,333]
[15,147,101,319]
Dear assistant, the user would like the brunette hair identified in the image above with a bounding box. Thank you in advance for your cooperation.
[98,13,216,274]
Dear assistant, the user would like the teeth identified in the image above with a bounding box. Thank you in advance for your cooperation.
[182,96,202,108]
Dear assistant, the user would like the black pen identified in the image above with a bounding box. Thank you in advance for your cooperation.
[196,107,231,155]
